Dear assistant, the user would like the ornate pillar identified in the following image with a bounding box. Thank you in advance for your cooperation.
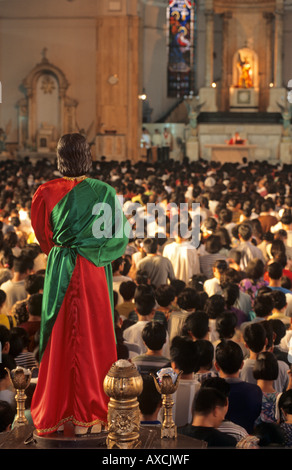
[95,0,142,162]
[221,11,232,111]
[262,12,274,111]
[263,12,274,87]
[267,0,286,112]
[204,9,214,87]
[199,1,217,112]
[274,3,284,88]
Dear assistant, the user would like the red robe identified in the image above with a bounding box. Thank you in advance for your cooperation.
[30,178,124,435]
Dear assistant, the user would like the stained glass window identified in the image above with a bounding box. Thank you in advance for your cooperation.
[167,0,196,98]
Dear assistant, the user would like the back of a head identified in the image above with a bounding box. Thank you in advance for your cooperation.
[13,255,34,274]
[155,284,176,308]
[218,208,232,225]
[138,375,161,416]
[280,210,292,226]
[221,267,241,285]
[24,274,44,295]
[57,133,92,177]
[0,400,15,433]
[254,422,285,448]
[216,311,238,339]
[238,223,252,241]
[269,319,287,346]
[201,376,230,397]
[243,322,267,353]
[203,217,217,234]
[119,281,136,301]
[213,259,228,275]
[204,294,225,319]
[271,289,287,311]
[253,351,279,382]
[142,321,167,351]
[279,389,292,417]
[222,283,239,308]
[267,262,283,281]
[170,335,197,374]
[188,274,207,292]
[177,287,200,311]
[193,387,227,416]
[205,235,222,254]
[261,200,271,213]
[270,239,286,259]
[215,340,244,375]
[143,237,158,254]
[245,258,265,281]
[254,293,274,318]
[134,284,156,316]
[182,310,209,340]
[27,293,43,317]
[9,327,29,357]
[170,279,186,297]
[192,339,214,372]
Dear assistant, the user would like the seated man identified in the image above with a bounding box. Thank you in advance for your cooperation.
[170,335,201,427]
[138,375,162,426]
[215,339,263,434]
[136,238,175,288]
[178,386,237,447]
[131,321,170,375]
[168,287,201,342]
[123,284,170,357]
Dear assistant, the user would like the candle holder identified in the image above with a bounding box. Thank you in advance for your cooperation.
[103,360,143,449]
[5,366,34,426]
[151,369,182,439]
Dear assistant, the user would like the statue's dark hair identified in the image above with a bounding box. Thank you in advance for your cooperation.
[57,133,92,177]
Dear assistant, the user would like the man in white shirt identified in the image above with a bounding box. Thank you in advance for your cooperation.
[163,225,200,285]
[236,223,265,270]
[123,285,170,357]
[152,129,163,162]
[203,260,228,297]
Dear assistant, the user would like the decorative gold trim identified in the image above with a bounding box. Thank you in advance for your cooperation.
[35,416,107,435]
[62,175,88,182]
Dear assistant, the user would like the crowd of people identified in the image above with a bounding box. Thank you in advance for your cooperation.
[1,154,292,448]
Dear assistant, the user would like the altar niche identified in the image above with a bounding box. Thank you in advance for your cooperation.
[17,50,78,153]
[229,47,259,112]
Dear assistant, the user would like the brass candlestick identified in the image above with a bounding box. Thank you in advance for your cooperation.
[5,366,34,426]
[103,359,143,449]
[151,369,182,439]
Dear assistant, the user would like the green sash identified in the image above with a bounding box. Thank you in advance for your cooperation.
[39,178,128,361]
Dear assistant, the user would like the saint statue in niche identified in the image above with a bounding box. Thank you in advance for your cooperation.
[237,54,253,88]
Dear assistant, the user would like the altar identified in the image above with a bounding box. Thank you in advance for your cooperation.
[204,143,257,163]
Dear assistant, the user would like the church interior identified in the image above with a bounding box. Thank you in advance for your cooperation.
[0,0,292,166]
[2,0,292,453]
